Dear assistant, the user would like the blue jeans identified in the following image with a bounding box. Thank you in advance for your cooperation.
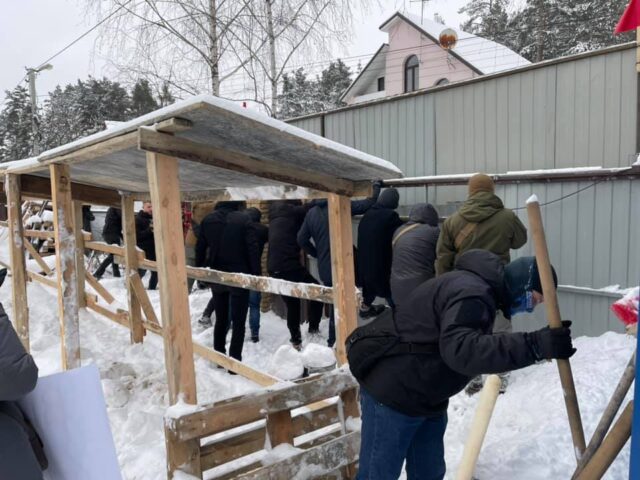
[249,291,261,337]
[357,388,447,480]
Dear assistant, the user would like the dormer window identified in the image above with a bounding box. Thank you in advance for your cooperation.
[404,55,419,93]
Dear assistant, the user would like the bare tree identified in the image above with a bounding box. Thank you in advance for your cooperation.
[83,0,253,96]
[232,0,378,116]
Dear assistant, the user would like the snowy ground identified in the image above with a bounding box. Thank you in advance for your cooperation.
[0,248,635,478]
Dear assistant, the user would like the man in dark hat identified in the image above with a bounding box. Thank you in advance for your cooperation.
[356,250,572,480]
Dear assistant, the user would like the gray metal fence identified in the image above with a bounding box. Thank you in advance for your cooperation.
[289,44,639,337]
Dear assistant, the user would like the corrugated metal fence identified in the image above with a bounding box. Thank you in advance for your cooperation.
[289,44,640,337]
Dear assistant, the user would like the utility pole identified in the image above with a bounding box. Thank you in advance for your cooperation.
[25,63,53,155]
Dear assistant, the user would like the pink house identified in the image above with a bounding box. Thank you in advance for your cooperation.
[341,12,530,105]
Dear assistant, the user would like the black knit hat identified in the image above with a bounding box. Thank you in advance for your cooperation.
[504,257,558,302]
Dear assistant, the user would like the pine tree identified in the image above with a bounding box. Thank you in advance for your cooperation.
[158,83,175,107]
[131,79,159,117]
[459,0,510,41]
[277,68,314,119]
[0,86,34,162]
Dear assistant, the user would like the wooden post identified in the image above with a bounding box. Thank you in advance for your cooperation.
[146,152,199,478]
[5,174,29,351]
[327,193,358,365]
[122,194,144,344]
[266,411,294,447]
[73,202,86,308]
[50,164,81,370]
[527,199,586,459]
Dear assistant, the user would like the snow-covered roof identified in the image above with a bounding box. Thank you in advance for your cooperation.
[1,94,401,195]
[339,44,389,103]
[381,12,530,75]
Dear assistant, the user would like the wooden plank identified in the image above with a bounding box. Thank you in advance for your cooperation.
[200,403,340,471]
[155,117,193,133]
[73,202,86,308]
[233,431,360,480]
[169,370,357,442]
[138,128,361,196]
[27,270,57,289]
[122,194,144,344]
[85,297,129,328]
[266,411,294,447]
[140,259,340,304]
[40,131,138,167]
[23,240,52,275]
[50,164,81,370]
[23,228,54,239]
[5,174,29,351]
[146,152,199,478]
[130,271,159,326]
[85,241,146,261]
[85,271,116,304]
[327,194,358,365]
[0,174,122,207]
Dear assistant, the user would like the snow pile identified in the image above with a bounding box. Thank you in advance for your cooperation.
[261,443,304,466]
[267,345,305,380]
[301,343,336,369]
[26,215,43,227]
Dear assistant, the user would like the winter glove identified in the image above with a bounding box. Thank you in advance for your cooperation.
[526,320,576,361]
[371,180,383,200]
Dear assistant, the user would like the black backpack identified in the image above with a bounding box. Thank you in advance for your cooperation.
[345,308,438,381]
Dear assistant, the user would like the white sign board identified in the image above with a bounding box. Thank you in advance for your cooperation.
[19,365,122,480]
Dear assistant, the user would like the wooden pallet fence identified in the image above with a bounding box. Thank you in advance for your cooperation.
[166,369,361,479]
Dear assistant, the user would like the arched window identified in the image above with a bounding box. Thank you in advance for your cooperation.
[435,78,449,86]
[404,55,419,93]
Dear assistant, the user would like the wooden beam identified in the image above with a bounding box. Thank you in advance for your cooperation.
[40,131,138,167]
[27,270,57,289]
[122,194,144,343]
[147,151,199,478]
[155,117,193,133]
[138,127,361,196]
[328,193,358,365]
[23,241,52,275]
[23,229,54,239]
[85,240,146,261]
[139,259,340,304]
[5,174,29,351]
[85,297,129,328]
[168,369,357,442]
[85,271,116,305]
[73,202,86,308]
[130,271,159,326]
[0,174,122,207]
[50,164,81,370]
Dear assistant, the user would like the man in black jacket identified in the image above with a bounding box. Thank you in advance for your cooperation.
[297,181,382,346]
[390,203,440,316]
[196,201,245,326]
[136,201,157,290]
[0,283,45,480]
[94,207,123,279]
[356,250,573,480]
[356,188,404,317]
[268,200,324,349]
[246,208,268,343]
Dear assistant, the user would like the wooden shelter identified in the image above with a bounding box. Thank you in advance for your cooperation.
[0,95,401,478]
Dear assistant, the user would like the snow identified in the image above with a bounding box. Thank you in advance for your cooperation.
[26,215,43,226]
[301,343,336,369]
[526,194,539,204]
[267,345,305,380]
[2,94,401,177]
[0,226,635,479]
[165,397,203,419]
[634,154,640,166]
[261,443,304,466]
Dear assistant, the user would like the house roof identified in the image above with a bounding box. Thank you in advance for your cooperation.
[380,12,530,75]
[339,44,389,103]
[0,95,401,198]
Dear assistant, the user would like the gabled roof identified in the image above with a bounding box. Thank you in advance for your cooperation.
[380,12,529,75]
[339,44,389,103]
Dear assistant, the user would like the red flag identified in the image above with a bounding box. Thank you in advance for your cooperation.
[615,0,640,34]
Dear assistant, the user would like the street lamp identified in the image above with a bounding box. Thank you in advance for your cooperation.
[25,63,53,154]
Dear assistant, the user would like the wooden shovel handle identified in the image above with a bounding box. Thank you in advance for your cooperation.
[527,200,586,460]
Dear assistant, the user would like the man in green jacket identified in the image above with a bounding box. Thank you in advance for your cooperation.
[435,173,527,393]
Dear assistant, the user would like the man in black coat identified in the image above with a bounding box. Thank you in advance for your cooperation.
[389,203,440,316]
[297,181,382,346]
[0,284,45,480]
[94,207,123,279]
[246,207,268,342]
[268,200,324,349]
[136,201,157,290]
[356,250,572,480]
[356,188,404,317]
[196,201,245,326]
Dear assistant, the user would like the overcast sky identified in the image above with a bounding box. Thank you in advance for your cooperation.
[0,0,471,105]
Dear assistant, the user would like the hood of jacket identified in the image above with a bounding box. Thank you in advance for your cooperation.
[459,191,504,223]
[376,188,399,209]
[454,249,507,311]
[408,203,438,226]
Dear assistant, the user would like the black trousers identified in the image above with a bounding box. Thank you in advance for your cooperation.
[213,286,249,361]
[271,267,323,345]
[94,236,121,278]
[138,269,158,290]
